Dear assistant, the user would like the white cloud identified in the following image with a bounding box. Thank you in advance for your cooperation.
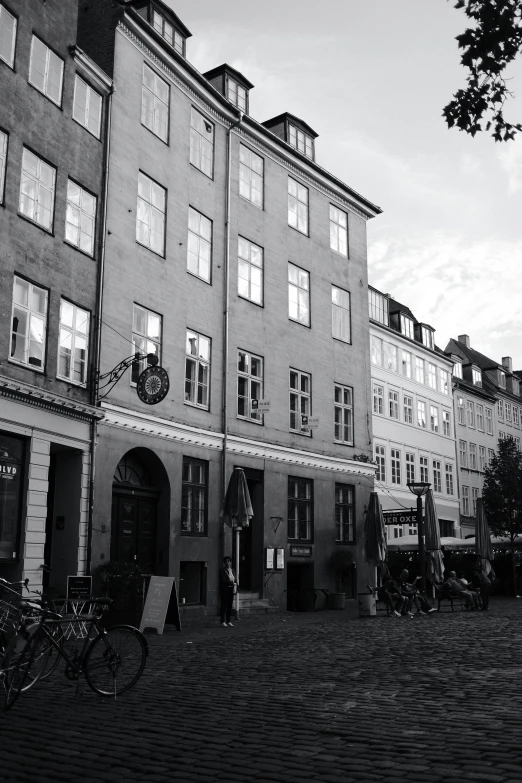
[497,138,522,194]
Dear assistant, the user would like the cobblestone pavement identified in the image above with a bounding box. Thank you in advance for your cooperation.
[2,599,522,783]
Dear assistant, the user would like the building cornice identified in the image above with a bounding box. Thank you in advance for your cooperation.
[369,320,453,367]
[0,375,104,422]
[70,46,113,93]
[100,403,377,478]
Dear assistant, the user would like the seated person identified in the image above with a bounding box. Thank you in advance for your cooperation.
[397,569,437,615]
[443,570,480,609]
[471,564,491,611]
[377,574,404,616]
[457,571,482,608]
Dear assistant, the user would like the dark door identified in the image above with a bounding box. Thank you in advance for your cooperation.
[236,469,264,592]
[112,494,157,572]
[286,563,315,611]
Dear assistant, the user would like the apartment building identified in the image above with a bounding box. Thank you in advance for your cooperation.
[0,0,110,590]
[369,287,460,539]
[77,0,381,614]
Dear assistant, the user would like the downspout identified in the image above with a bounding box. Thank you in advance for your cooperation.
[87,86,113,576]
[451,377,462,538]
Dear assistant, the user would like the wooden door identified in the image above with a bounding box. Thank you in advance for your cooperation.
[113,494,157,571]
[136,497,156,572]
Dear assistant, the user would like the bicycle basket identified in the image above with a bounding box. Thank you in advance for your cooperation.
[0,596,23,636]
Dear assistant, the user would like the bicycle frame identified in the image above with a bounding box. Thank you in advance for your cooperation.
[33,614,107,679]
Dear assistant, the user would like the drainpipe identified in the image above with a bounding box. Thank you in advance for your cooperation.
[451,377,462,538]
[221,111,242,561]
[87,87,113,576]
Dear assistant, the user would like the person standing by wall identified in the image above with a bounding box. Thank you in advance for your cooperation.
[219,557,237,627]
[472,564,491,610]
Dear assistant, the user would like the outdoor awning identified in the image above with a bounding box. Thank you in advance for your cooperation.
[387,535,474,552]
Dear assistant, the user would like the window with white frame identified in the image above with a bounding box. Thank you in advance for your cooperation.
[466,400,475,428]
[131,304,162,384]
[513,379,520,396]
[401,314,414,339]
[476,404,484,431]
[332,286,350,342]
[406,452,415,484]
[0,130,7,204]
[453,361,463,379]
[439,369,450,395]
[403,394,413,424]
[391,449,401,485]
[10,276,47,370]
[498,399,504,419]
[329,205,348,256]
[288,123,313,159]
[288,264,310,326]
[422,326,434,349]
[469,443,477,470]
[65,180,96,256]
[488,447,495,462]
[389,390,399,419]
[414,356,424,384]
[499,431,506,441]
[375,445,386,482]
[417,400,426,429]
[227,78,246,111]
[427,363,437,389]
[238,350,263,423]
[334,384,353,444]
[57,300,89,385]
[459,440,468,468]
[73,75,102,138]
[514,406,520,427]
[384,343,398,372]
[419,455,429,483]
[506,402,512,422]
[472,487,479,516]
[479,445,486,472]
[190,107,214,178]
[335,484,354,543]
[187,207,212,282]
[238,236,263,305]
[19,148,55,231]
[288,477,313,541]
[29,36,63,105]
[433,460,442,493]
[368,289,389,326]
[370,335,383,366]
[0,3,17,68]
[239,145,263,208]
[442,409,451,437]
[141,64,169,143]
[290,369,311,434]
[498,370,506,388]
[288,177,308,234]
[185,330,210,409]
[401,350,411,378]
[152,9,184,54]
[457,396,465,425]
[136,171,166,256]
[472,367,482,387]
[486,407,493,434]
[445,464,454,495]
[430,405,439,433]
[516,437,521,450]
[462,485,470,516]
[373,383,383,415]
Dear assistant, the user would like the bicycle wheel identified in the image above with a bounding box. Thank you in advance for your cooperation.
[84,625,147,697]
[3,630,46,710]
[37,622,64,681]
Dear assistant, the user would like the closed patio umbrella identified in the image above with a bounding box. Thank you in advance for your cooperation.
[475,498,493,575]
[364,492,386,565]
[220,467,253,617]
[424,489,444,585]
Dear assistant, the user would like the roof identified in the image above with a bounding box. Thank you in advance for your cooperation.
[130,0,192,38]
[203,63,254,90]
[388,297,416,323]
[447,337,521,401]
[262,112,319,139]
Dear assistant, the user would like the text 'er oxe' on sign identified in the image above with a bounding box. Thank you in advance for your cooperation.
[139,576,180,635]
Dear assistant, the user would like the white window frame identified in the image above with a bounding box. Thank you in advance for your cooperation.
[57,300,90,385]
[368,289,389,326]
[406,453,415,484]
[0,129,7,205]
[403,394,413,424]
[466,400,475,428]
[227,78,246,112]
[288,123,313,158]
[486,407,493,434]
[373,384,383,415]
[10,276,48,371]
[141,64,169,143]
[432,460,442,493]
[430,404,439,433]
[401,350,411,378]
[72,75,102,139]
[422,327,434,349]
[414,356,424,384]
[370,335,383,366]
[453,361,463,379]
[239,144,263,208]
[472,367,482,387]
[514,406,520,427]
[131,304,162,384]
[459,440,468,468]
[419,455,429,483]
[334,384,353,445]
[391,449,401,485]
[472,487,479,516]
[187,206,212,283]
[288,263,310,326]
[462,486,470,516]
[401,315,414,339]
[136,171,166,256]
[445,464,454,495]
[498,399,504,420]
[389,389,399,419]
[469,443,477,470]
[290,369,311,435]
[417,399,426,429]
[476,404,484,431]
[29,35,64,106]
[238,236,263,305]
[332,286,351,342]
[65,180,97,257]
[375,445,386,482]
[384,343,398,372]
[19,148,56,232]
[439,368,450,395]
[185,329,211,409]
[479,445,486,472]
[442,409,451,437]
[498,370,506,389]
[237,350,263,423]
[0,3,16,68]
[190,107,214,179]
[287,177,308,235]
[427,363,437,389]
[329,205,348,256]
[457,396,465,426]
[506,401,512,423]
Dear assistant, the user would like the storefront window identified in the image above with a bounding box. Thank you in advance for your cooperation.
[0,434,25,561]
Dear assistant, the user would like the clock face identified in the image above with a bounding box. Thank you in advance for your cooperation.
[136,366,169,405]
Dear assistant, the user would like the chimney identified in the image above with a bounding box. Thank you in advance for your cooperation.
[458,334,470,348]
[502,356,513,372]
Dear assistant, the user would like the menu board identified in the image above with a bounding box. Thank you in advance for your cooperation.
[139,576,180,634]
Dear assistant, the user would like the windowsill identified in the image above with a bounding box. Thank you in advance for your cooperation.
[8,357,45,373]
[28,79,63,110]
[184,400,210,412]
[239,194,263,211]
[288,223,309,238]
[334,440,354,447]
[333,336,352,346]
[18,212,54,236]
[64,239,94,259]
[330,247,349,259]
[56,374,87,388]
[289,429,312,438]
[238,294,264,308]
[72,116,101,141]
[237,415,263,426]
[0,56,15,70]
[335,540,355,545]
[288,317,311,329]
[190,161,213,181]
[180,532,208,537]
[136,239,165,259]
[141,121,169,146]
[187,269,211,286]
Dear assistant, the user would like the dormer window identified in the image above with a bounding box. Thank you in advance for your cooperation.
[421,326,434,350]
[152,8,185,55]
[227,78,247,112]
[513,378,520,396]
[288,123,313,159]
[400,314,414,339]
[368,288,389,326]
[453,361,463,379]
[472,368,482,387]
[498,370,506,389]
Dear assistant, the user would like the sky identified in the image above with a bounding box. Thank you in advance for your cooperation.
[169,0,522,367]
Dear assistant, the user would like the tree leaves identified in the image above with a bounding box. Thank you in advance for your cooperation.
[483,437,522,542]
[444,0,522,141]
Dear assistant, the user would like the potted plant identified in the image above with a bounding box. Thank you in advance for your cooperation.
[329,549,354,609]
[98,560,146,626]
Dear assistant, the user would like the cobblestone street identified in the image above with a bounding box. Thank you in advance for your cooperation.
[2,600,522,783]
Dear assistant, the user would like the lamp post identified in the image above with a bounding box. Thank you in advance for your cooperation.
[407,481,431,594]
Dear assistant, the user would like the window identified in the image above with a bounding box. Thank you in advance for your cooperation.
[472,367,482,387]
[498,399,504,420]
[65,180,96,256]
[442,409,451,437]
[445,464,454,495]
[430,405,439,433]
[190,107,214,178]
[439,369,450,395]
[476,404,484,431]
[453,361,463,379]
[417,400,426,429]
[401,315,414,339]
[185,330,210,409]
[401,350,412,378]
[73,75,102,138]
[462,486,470,516]
[459,440,468,468]
[238,237,263,305]
[334,384,353,444]
[288,477,313,541]
[466,400,475,428]
[141,64,169,143]
[290,369,311,434]
[440,519,454,536]
[179,562,205,605]
[427,363,437,389]
[422,327,434,349]
[136,172,166,256]
[419,455,429,483]
[414,357,424,384]
[513,379,520,396]
[486,407,493,435]
[0,3,16,67]
[479,445,486,472]
[516,437,521,451]
[406,453,415,484]
[472,487,479,516]
[19,149,55,231]
[29,36,63,105]
[152,9,184,54]
[368,289,389,326]
[227,78,246,111]
[506,402,512,423]
[335,484,354,543]
[0,434,25,561]
[131,304,162,384]
[373,384,383,415]
[288,264,310,326]
[433,460,441,493]
[332,286,351,342]
[403,395,413,424]
[469,443,478,470]
[238,350,263,423]
[288,123,313,159]
[57,300,89,384]
[384,343,398,372]
[288,177,308,235]
[499,431,506,441]
[498,370,506,389]
[181,458,207,534]
[329,205,348,256]
[0,129,7,204]
[187,207,212,282]
[370,335,382,366]
[375,445,386,482]
[457,396,465,426]
[389,390,399,419]
[10,276,47,370]
[391,449,401,485]
[514,406,520,427]
[488,448,495,463]
[239,145,263,208]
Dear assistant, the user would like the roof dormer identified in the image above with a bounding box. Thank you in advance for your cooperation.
[415,323,435,350]
[203,64,254,114]
[134,1,191,57]
[262,113,318,161]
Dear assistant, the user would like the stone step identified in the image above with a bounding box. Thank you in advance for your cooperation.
[237,592,279,615]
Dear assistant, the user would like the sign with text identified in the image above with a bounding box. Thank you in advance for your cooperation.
[140,576,180,634]
[251,399,270,413]
[265,548,275,570]
[66,575,92,601]
[382,509,417,526]
[275,548,285,570]
[290,545,313,557]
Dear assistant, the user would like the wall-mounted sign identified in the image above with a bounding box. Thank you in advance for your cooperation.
[276,548,285,570]
[382,510,416,526]
[251,399,270,413]
[265,548,275,570]
[290,545,313,557]
[137,365,170,405]
[67,575,92,600]
[308,417,320,430]
[0,435,25,562]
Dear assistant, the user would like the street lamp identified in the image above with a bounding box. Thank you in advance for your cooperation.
[407,481,431,594]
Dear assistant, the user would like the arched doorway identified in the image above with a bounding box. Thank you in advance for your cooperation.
[111,450,167,573]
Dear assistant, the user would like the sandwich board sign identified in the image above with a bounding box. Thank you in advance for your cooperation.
[67,575,92,600]
[139,576,181,634]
